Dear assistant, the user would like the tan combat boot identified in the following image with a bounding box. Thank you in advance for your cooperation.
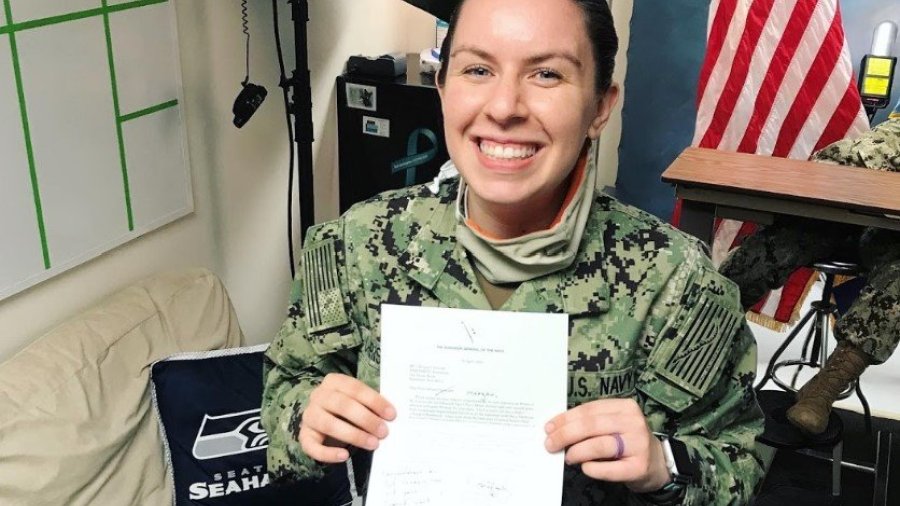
[787,342,870,434]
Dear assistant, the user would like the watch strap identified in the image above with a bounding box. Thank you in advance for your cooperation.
[640,436,697,505]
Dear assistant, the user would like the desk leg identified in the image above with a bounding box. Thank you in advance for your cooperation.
[874,430,898,505]
[679,199,716,246]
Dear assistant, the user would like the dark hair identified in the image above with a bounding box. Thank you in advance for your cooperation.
[436,0,618,93]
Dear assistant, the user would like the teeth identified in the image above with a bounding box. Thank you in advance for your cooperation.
[479,141,537,160]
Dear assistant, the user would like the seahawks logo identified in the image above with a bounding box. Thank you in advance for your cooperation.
[192,409,269,460]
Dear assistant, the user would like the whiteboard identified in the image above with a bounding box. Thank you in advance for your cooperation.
[0,0,192,300]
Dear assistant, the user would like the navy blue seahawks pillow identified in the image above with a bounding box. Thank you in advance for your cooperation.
[151,345,353,505]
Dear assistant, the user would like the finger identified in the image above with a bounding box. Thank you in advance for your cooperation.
[302,405,381,451]
[324,373,397,420]
[580,459,646,483]
[564,434,623,465]
[320,390,390,439]
[545,398,639,433]
[299,426,350,463]
[545,415,624,452]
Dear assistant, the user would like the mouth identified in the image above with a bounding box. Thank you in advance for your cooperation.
[477,138,540,161]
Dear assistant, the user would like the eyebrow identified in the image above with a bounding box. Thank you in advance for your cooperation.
[450,45,583,69]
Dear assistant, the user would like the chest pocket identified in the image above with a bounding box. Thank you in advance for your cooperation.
[638,291,742,413]
[565,313,642,408]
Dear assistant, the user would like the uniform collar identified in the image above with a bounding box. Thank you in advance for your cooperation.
[399,179,611,317]
[398,190,457,291]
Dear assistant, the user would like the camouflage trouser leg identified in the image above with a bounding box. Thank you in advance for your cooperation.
[835,228,900,365]
[719,218,860,310]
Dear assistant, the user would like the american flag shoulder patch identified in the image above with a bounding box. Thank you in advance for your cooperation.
[657,293,742,398]
[302,239,349,334]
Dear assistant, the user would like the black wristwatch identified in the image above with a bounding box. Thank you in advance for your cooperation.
[641,436,698,505]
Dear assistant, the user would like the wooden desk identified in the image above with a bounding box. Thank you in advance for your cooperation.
[661,147,900,244]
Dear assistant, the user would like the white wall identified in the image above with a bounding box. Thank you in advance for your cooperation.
[0,0,435,361]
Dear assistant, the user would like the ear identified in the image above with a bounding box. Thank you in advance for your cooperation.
[587,84,620,140]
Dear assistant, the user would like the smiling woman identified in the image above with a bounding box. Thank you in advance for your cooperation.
[261,1,767,505]
[438,0,617,239]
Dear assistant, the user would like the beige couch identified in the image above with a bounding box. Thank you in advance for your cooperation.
[0,269,244,506]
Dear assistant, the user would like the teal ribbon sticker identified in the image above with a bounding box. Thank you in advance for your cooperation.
[391,128,438,186]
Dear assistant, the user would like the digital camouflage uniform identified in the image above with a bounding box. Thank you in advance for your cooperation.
[262,178,766,505]
[719,118,900,364]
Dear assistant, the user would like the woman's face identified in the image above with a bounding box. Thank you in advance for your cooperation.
[439,0,618,215]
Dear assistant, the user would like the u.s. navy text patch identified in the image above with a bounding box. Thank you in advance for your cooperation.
[568,368,636,407]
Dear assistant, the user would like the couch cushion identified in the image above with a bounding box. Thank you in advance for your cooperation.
[0,268,243,506]
[151,345,352,505]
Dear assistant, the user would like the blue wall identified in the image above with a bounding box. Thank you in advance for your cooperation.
[616,0,708,220]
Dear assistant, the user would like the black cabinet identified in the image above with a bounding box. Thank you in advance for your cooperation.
[336,56,449,213]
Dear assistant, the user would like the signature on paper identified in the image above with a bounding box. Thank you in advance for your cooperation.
[382,469,440,505]
[476,480,510,499]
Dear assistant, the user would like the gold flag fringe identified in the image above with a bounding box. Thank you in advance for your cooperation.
[833,274,856,286]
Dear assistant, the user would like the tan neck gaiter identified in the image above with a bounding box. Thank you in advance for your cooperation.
[455,144,597,284]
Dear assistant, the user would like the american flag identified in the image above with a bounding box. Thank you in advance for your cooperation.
[690,0,870,329]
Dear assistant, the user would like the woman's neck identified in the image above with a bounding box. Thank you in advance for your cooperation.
[464,147,590,240]
[465,182,569,240]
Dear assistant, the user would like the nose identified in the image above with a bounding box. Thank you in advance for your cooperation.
[484,76,528,126]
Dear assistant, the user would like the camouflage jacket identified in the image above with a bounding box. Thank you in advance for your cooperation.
[813,117,900,172]
[262,178,765,505]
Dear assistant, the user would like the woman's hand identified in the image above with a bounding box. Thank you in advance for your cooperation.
[544,398,671,493]
[299,373,396,463]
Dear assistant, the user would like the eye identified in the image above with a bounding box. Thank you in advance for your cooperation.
[463,65,492,78]
[534,68,562,82]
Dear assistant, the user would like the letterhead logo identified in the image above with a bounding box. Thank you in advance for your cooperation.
[192,409,269,460]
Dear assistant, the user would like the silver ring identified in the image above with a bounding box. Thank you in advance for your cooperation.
[612,433,625,460]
